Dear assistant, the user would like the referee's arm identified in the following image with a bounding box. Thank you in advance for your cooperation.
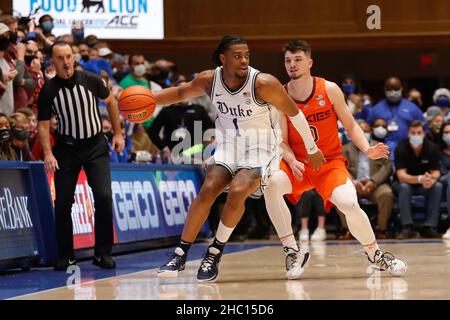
[104,92,125,153]
[37,86,60,173]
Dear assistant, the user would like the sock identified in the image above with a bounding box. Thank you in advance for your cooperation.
[215,221,235,243]
[280,233,299,252]
[177,240,192,255]
[210,238,226,254]
[364,241,380,261]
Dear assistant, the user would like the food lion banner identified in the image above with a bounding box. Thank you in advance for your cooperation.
[47,164,209,250]
[13,0,164,39]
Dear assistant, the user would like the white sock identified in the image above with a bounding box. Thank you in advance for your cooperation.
[329,178,378,259]
[264,170,299,251]
[215,221,235,243]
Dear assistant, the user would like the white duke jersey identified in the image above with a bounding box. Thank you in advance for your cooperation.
[210,66,280,147]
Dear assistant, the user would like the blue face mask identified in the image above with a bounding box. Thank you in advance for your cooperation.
[443,133,450,146]
[409,134,424,148]
[342,83,356,95]
[436,97,449,108]
[72,29,84,42]
[41,21,54,33]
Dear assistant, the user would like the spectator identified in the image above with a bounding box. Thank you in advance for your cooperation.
[23,40,45,113]
[426,113,444,145]
[131,123,159,155]
[85,34,98,48]
[296,189,327,242]
[147,100,214,164]
[0,23,17,115]
[119,54,153,90]
[102,116,128,163]
[119,54,163,129]
[343,119,394,239]
[432,88,450,121]
[38,15,54,36]
[393,120,442,239]
[110,53,127,82]
[32,114,57,160]
[340,75,372,121]
[371,118,388,143]
[78,42,90,63]
[71,21,84,45]
[82,46,113,78]
[9,112,34,161]
[368,77,426,155]
[407,88,423,110]
[0,112,16,160]
[16,107,38,148]
[439,122,450,240]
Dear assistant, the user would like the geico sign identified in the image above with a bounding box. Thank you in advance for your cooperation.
[112,180,197,231]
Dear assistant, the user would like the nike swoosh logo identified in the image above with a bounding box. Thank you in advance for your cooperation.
[215,93,223,97]
[68,259,76,264]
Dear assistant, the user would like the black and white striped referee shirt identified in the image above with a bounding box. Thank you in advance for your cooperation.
[37,71,110,139]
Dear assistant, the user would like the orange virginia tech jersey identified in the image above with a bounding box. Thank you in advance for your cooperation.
[286,77,343,162]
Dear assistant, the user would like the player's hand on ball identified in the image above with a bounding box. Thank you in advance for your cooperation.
[366,143,389,160]
[112,133,125,153]
[308,149,326,170]
[290,160,305,181]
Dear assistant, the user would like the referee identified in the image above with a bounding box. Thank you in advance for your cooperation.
[37,41,125,271]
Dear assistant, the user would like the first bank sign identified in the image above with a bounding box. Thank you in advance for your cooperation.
[13,0,164,39]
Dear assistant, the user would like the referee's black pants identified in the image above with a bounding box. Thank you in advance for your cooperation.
[53,133,113,259]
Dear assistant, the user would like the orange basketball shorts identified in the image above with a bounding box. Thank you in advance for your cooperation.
[280,157,351,212]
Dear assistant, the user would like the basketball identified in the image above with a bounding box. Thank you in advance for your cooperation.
[118,86,156,123]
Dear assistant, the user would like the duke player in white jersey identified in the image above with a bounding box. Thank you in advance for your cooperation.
[154,35,325,282]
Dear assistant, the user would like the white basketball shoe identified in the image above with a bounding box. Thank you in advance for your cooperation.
[284,246,310,280]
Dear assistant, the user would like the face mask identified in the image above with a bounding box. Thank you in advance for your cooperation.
[364,133,371,141]
[409,134,424,148]
[373,126,387,139]
[0,128,11,142]
[81,54,89,62]
[41,21,54,33]
[410,98,422,107]
[9,31,18,44]
[436,97,449,108]
[0,37,9,51]
[342,83,356,95]
[443,134,450,146]
[133,64,146,77]
[385,89,402,104]
[13,129,29,141]
[24,55,36,66]
[72,29,84,42]
[45,71,56,79]
[431,124,441,134]
[104,130,113,141]
[74,53,82,63]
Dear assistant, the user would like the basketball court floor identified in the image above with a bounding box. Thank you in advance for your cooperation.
[2,239,450,300]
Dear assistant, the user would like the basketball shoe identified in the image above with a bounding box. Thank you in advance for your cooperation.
[284,246,310,280]
[367,250,407,277]
[197,246,222,282]
[157,247,187,278]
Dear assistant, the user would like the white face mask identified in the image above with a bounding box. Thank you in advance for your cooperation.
[74,53,82,63]
[364,133,371,141]
[133,64,146,77]
[373,126,387,139]
[45,71,56,79]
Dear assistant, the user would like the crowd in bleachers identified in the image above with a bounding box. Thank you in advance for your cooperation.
[1,14,449,241]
